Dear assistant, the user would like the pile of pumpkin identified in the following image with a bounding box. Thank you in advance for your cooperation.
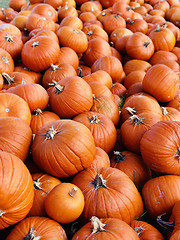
[0,0,179,238]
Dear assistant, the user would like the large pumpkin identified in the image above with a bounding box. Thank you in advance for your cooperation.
[72,167,144,224]
[31,119,96,178]
[6,216,67,240]
[140,120,180,175]
[72,216,140,240]
[0,151,34,229]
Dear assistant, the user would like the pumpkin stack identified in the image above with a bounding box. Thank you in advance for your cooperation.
[0,0,179,238]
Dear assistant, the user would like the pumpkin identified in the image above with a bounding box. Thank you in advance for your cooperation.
[82,24,109,42]
[56,47,79,70]
[161,107,180,121]
[72,216,140,240]
[21,36,61,72]
[149,50,178,65]
[7,83,49,112]
[9,0,27,11]
[44,183,84,224]
[110,150,151,187]
[42,63,77,89]
[123,59,151,75]
[29,173,61,216]
[49,76,93,119]
[88,81,114,101]
[90,147,110,168]
[31,119,96,178]
[140,120,180,175]
[30,28,59,43]
[142,175,180,218]
[126,18,148,34]
[73,111,117,153]
[102,14,126,35]
[0,150,34,229]
[59,15,83,29]
[91,55,124,83]
[143,64,179,102]
[0,47,14,74]
[30,109,60,134]
[6,216,67,239]
[123,70,146,89]
[72,167,144,224]
[131,220,165,239]
[0,92,31,125]
[0,23,22,39]
[126,32,155,60]
[112,1,134,19]
[58,3,78,21]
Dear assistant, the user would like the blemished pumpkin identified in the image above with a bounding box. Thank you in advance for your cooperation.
[0,150,34,229]
[72,167,144,224]
[31,119,96,178]
[72,216,140,240]
[5,216,68,240]
[44,183,84,224]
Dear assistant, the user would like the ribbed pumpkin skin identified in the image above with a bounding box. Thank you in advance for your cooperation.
[142,175,180,218]
[31,119,96,178]
[49,76,93,119]
[131,220,165,240]
[0,151,34,229]
[0,117,32,161]
[0,92,31,125]
[72,167,144,224]
[140,121,180,175]
[143,64,179,102]
[21,36,60,72]
[6,216,67,240]
[72,218,140,240]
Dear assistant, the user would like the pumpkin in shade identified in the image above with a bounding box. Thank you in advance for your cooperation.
[110,150,151,187]
[44,183,84,224]
[0,150,34,229]
[73,111,117,153]
[72,216,140,240]
[72,167,144,224]
[131,220,165,239]
[31,119,96,178]
[142,175,180,218]
[7,83,49,112]
[30,109,60,134]
[0,117,32,161]
[21,36,61,72]
[49,76,93,119]
[143,64,179,102]
[0,92,31,125]
[6,216,67,240]
[140,120,180,175]
[29,173,61,216]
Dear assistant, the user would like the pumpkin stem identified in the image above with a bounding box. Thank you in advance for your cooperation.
[144,41,151,47]
[155,24,161,32]
[55,84,64,94]
[4,34,15,43]
[92,174,107,189]
[93,94,96,100]
[88,115,100,124]
[157,213,174,232]
[126,106,136,115]
[87,30,93,36]
[50,63,59,71]
[161,22,167,28]
[21,78,26,85]
[127,18,134,24]
[77,66,83,77]
[31,41,39,48]
[1,56,10,65]
[48,80,57,87]
[90,216,106,234]
[45,125,59,140]
[73,29,79,34]
[129,115,145,126]
[33,109,43,115]
[0,210,5,217]
[161,107,169,115]
[134,226,145,236]
[23,227,40,240]
[33,178,43,190]
[2,72,14,85]
[113,151,126,163]
[174,146,180,162]
[64,2,69,9]
[69,187,77,197]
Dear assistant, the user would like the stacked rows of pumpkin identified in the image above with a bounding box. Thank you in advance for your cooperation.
[0,0,179,238]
